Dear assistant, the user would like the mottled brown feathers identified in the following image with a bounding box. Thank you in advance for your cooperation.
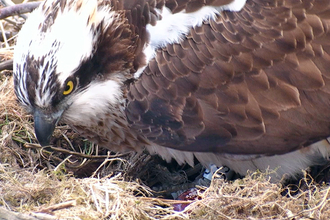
[126,0,330,156]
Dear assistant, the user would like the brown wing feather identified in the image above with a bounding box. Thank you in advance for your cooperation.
[127,0,330,156]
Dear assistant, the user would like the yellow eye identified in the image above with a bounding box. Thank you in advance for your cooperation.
[63,80,74,95]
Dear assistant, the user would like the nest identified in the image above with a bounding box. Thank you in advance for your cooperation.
[1,1,330,219]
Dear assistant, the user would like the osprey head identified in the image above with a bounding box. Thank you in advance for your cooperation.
[13,0,140,146]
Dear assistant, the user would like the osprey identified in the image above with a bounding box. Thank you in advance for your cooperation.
[13,0,330,179]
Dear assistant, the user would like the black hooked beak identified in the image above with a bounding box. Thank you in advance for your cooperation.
[33,109,61,146]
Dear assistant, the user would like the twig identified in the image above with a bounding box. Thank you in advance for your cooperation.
[287,186,330,219]
[0,21,8,47]
[0,59,13,71]
[54,155,72,172]
[4,17,22,27]
[140,197,193,205]
[23,142,131,160]
[0,2,41,20]
[91,156,128,177]
[37,200,77,214]
[61,132,75,151]
[0,206,56,220]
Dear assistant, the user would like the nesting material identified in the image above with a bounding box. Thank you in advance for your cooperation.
[1,5,330,219]
[1,74,330,219]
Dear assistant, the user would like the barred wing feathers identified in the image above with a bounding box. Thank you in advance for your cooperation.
[127,0,330,156]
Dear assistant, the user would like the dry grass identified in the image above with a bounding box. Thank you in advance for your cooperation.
[0,74,187,219]
[2,61,330,220]
[187,172,330,219]
[1,6,330,220]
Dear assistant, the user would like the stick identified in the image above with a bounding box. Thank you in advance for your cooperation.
[0,206,55,220]
[0,2,41,20]
[0,59,13,71]
[23,142,131,160]
[37,200,77,214]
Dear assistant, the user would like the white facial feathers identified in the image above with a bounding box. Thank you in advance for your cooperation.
[14,0,248,106]
[62,77,123,123]
[14,0,116,107]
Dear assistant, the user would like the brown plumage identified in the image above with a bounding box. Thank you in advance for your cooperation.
[13,0,330,179]
[129,0,330,155]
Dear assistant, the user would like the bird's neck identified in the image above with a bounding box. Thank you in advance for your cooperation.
[61,77,150,152]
